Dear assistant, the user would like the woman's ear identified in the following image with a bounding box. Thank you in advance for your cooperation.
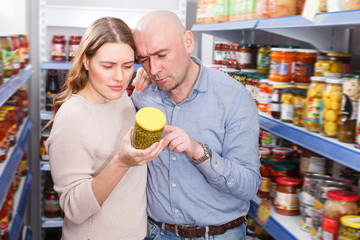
[83,56,89,70]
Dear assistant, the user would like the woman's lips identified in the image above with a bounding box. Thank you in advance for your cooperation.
[109,85,123,91]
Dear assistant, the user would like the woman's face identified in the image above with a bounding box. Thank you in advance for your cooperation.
[82,42,135,104]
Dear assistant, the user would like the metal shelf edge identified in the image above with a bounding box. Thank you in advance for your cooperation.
[259,114,360,171]
[24,226,32,240]
[17,118,33,150]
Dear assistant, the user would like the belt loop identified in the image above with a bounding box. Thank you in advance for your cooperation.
[160,222,165,235]
[204,226,210,240]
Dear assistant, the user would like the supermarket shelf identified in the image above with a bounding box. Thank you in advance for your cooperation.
[42,217,64,228]
[41,62,142,71]
[40,161,50,171]
[191,10,360,31]
[249,196,310,240]
[0,117,33,208]
[9,171,33,240]
[259,114,360,172]
[0,65,32,106]
[40,111,53,121]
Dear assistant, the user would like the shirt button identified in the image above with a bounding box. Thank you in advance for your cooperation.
[174,209,179,214]
[227,181,231,186]
[172,183,177,188]
[175,105,180,110]
[213,163,218,167]
[172,156,176,161]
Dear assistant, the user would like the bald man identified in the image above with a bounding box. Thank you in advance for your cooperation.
[131,10,261,240]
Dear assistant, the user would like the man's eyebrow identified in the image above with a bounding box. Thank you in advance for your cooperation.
[137,49,169,59]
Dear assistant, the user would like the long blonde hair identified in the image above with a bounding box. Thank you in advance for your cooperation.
[46,17,136,128]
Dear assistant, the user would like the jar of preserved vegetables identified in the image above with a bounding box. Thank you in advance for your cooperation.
[294,49,317,83]
[0,34,13,78]
[259,157,272,199]
[304,76,326,132]
[293,88,307,127]
[132,107,166,149]
[320,77,343,138]
[275,176,303,215]
[213,42,223,65]
[221,43,228,65]
[257,45,271,76]
[281,87,295,123]
[322,190,358,240]
[339,74,360,143]
[269,48,296,82]
[257,78,269,112]
[10,34,20,75]
[43,180,61,218]
[238,44,252,69]
[315,55,331,76]
[327,52,352,75]
[338,215,360,240]
[270,82,291,119]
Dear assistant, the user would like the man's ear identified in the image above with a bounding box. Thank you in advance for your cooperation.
[183,30,194,54]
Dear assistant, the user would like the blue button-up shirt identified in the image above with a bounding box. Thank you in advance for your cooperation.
[131,57,260,226]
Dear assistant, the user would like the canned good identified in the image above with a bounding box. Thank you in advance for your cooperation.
[302,173,332,205]
[132,107,166,149]
[299,201,314,232]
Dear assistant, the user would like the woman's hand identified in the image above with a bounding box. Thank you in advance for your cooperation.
[132,67,152,92]
[115,127,165,168]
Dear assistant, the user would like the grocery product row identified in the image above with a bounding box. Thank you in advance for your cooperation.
[50,34,82,62]
[0,33,30,85]
[196,0,360,24]
[254,130,360,240]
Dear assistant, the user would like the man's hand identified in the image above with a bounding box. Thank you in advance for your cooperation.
[132,67,152,91]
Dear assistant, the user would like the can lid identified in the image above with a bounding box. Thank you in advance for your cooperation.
[340,215,360,229]
[277,176,303,186]
[136,107,166,131]
[272,147,293,155]
[327,52,352,58]
[326,189,359,201]
[296,49,318,53]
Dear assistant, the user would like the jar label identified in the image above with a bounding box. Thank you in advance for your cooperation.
[300,156,326,174]
[257,52,270,67]
[260,177,271,192]
[12,49,20,69]
[271,103,281,112]
[52,43,65,56]
[341,94,359,122]
[322,216,339,240]
[239,52,251,65]
[258,91,269,105]
[2,49,13,71]
[270,61,290,75]
[295,61,314,76]
[305,97,322,122]
[69,44,80,58]
[214,50,223,62]
[281,104,294,121]
[44,199,60,213]
[272,93,280,102]
[275,191,299,210]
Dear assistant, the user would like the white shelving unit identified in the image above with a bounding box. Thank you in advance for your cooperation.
[192,10,360,240]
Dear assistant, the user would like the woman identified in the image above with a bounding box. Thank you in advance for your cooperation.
[46,17,164,240]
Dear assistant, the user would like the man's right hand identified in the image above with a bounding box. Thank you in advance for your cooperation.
[132,67,152,92]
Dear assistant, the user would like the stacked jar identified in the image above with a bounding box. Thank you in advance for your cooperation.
[51,34,66,62]
[270,82,291,119]
[281,86,295,123]
[269,47,296,83]
[294,49,317,83]
[293,86,308,127]
[257,78,270,113]
[0,34,13,79]
[68,35,82,62]
[258,147,272,199]
[257,45,271,76]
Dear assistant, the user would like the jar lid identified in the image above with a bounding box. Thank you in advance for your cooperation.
[277,176,303,186]
[325,77,343,84]
[296,49,318,53]
[324,72,342,78]
[240,69,257,74]
[270,47,296,52]
[259,147,271,155]
[272,147,293,155]
[135,107,166,131]
[340,215,360,229]
[259,79,269,83]
[327,52,352,58]
[273,164,297,171]
[326,190,359,201]
[310,76,326,82]
[344,74,360,79]
[268,81,291,86]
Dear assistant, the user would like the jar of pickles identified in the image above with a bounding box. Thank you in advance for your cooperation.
[304,76,326,132]
[270,82,291,119]
[281,87,295,123]
[338,215,360,240]
[314,55,343,77]
[327,53,352,75]
[338,74,360,143]
[257,45,271,76]
[320,77,343,138]
[0,34,13,78]
[293,88,307,127]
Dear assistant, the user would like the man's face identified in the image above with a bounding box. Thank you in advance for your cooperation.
[133,27,189,92]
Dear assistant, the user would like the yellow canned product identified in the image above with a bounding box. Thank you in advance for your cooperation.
[338,215,360,240]
[132,107,166,149]
[320,77,343,138]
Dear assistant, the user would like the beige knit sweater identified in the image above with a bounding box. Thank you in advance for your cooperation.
[46,94,147,240]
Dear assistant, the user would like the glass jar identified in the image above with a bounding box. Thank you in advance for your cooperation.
[214,42,223,65]
[320,77,343,138]
[221,43,228,65]
[0,34,13,78]
[51,34,66,62]
[343,0,360,10]
[257,78,269,112]
[304,76,326,132]
[269,82,291,119]
[294,49,317,83]
[257,46,271,76]
[275,176,303,215]
[338,74,360,143]
[18,33,30,66]
[238,44,252,69]
[315,55,331,76]
[269,48,296,82]
[327,53,352,75]
[268,0,297,18]
[338,215,360,240]
[356,95,360,149]
[272,147,293,160]
[281,87,295,123]
[43,182,62,218]
[322,190,359,240]
[259,158,272,199]
[40,135,49,161]
[261,130,279,149]
[10,34,20,75]
[293,88,307,127]
[270,163,298,203]
[68,35,82,62]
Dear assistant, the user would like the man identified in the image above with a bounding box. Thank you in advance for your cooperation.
[131,10,260,240]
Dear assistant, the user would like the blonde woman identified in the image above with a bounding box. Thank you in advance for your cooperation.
[46,17,164,240]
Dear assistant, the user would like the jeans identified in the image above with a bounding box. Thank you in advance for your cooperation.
[145,218,248,240]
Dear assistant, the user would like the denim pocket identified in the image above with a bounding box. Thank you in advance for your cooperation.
[145,219,161,240]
